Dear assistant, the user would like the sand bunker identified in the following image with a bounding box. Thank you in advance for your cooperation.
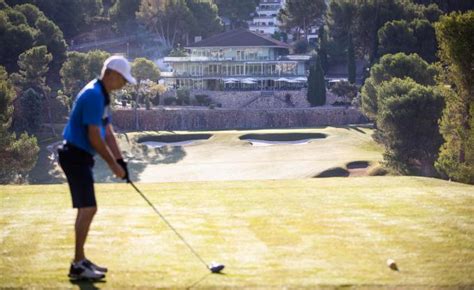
[240,133,327,146]
[315,161,372,178]
[246,139,314,146]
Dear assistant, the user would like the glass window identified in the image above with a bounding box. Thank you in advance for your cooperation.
[237,51,245,60]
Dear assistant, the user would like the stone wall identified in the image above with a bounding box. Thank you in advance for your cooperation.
[113,107,368,131]
[163,89,313,108]
[163,89,341,109]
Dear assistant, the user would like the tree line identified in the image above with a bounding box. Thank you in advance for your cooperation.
[325,1,472,183]
[2,0,260,49]
[358,7,473,184]
[0,0,166,183]
[304,1,473,184]
[358,11,473,184]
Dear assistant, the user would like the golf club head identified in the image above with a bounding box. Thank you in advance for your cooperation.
[209,262,225,273]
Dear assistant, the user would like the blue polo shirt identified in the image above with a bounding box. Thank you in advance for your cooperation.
[63,79,111,155]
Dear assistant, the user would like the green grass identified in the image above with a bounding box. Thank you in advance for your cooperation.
[137,133,213,143]
[1,177,473,289]
[27,126,384,184]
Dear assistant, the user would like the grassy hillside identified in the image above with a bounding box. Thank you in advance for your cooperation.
[1,177,473,289]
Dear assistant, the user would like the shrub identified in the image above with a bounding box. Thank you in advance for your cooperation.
[330,81,358,105]
[145,97,152,110]
[351,94,361,107]
[294,39,309,54]
[285,93,294,107]
[368,165,389,176]
[176,88,190,105]
[195,94,212,106]
[164,96,177,105]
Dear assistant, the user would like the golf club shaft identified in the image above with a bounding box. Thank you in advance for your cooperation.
[129,181,209,268]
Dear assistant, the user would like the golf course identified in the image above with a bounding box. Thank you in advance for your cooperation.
[29,126,384,184]
[0,126,473,289]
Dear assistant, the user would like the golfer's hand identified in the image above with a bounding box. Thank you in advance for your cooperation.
[111,162,126,179]
[117,158,130,182]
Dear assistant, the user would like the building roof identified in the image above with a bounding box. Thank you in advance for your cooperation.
[185,29,290,49]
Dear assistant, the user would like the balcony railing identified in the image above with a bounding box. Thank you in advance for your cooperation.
[164,56,211,62]
[171,72,304,78]
[253,16,276,20]
[165,56,280,62]
[250,23,277,27]
[256,7,281,13]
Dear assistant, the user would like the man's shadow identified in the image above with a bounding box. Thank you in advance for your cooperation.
[68,272,225,289]
[70,279,106,290]
[186,272,226,289]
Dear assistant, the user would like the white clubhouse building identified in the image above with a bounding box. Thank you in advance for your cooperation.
[163,29,308,91]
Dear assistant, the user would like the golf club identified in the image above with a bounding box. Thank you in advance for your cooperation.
[129,181,225,274]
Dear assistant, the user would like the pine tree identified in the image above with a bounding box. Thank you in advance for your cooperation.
[0,66,39,183]
[15,88,42,133]
[14,46,54,135]
[377,78,444,176]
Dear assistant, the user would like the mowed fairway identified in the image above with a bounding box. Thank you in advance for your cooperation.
[28,126,383,184]
[93,126,383,183]
[1,177,473,289]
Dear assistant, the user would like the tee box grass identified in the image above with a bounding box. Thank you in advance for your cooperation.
[1,177,473,289]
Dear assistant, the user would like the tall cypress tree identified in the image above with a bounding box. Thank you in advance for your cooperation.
[307,55,326,106]
[348,33,356,84]
[315,55,326,106]
[307,58,317,106]
[318,25,328,72]
[435,11,474,184]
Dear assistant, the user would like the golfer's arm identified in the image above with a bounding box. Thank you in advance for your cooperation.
[88,125,116,166]
[105,124,123,160]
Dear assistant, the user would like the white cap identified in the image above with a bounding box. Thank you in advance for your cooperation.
[102,55,137,85]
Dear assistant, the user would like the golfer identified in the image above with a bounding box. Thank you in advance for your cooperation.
[58,55,136,280]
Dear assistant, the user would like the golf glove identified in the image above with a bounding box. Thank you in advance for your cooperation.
[117,158,130,182]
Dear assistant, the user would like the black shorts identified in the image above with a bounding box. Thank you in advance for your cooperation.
[58,143,96,208]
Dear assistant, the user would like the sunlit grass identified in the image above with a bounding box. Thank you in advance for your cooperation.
[1,177,473,288]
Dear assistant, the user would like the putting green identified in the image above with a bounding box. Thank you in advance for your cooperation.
[1,177,473,288]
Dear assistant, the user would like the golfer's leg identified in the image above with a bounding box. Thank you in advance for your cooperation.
[74,206,97,262]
